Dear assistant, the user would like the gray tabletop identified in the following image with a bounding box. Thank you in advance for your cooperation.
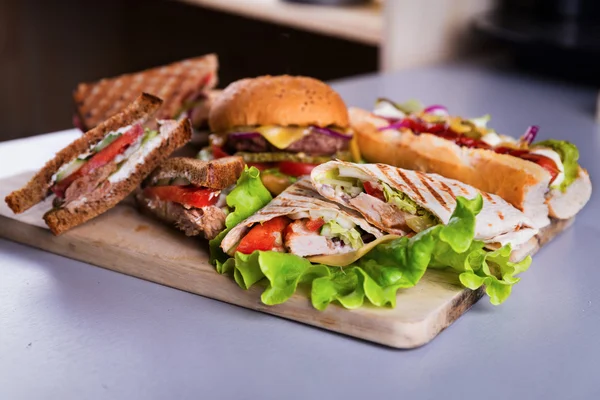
[1,64,599,400]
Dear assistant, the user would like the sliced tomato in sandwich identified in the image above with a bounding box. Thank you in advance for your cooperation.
[305,218,325,232]
[236,216,291,254]
[495,147,560,183]
[363,181,385,201]
[518,153,560,183]
[143,185,220,208]
[52,124,145,198]
[212,145,230,159]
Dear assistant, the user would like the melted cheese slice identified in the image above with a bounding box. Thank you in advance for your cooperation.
[255,126,311,149]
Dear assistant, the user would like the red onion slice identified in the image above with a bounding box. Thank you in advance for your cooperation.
[311,126,352,140]
[520,125,539,145]
[423,104,449,116]
[229,131,262,139]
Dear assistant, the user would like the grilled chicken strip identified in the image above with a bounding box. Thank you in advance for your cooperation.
[284,220,352,257]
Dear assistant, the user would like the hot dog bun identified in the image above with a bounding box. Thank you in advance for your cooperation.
[349,107,553,228]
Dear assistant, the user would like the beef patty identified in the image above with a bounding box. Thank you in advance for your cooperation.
[225,131,349,156]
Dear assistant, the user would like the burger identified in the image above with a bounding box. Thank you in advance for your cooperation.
[204,75,357,194]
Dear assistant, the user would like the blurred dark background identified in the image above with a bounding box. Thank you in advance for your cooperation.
[475,0,600,86]
[2,0,599,141]
[0,0,377,141]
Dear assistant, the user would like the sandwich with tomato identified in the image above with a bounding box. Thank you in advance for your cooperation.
[5,93,192,235]
[136,156,244,239]
[349,100,592,229]
[311,160,539,260]
[73,54,219,132]
[204,75,356,195]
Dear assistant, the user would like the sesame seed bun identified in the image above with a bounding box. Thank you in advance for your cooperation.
[208,75,349,132]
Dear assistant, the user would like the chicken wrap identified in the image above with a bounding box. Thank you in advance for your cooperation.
[311,160,539,252]
[220,179,385,258]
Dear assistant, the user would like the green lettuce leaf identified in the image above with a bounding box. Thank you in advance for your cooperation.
[209,166,272,266]
[217,194,530,309]
[457,244,532,305]
[533,139,580,192]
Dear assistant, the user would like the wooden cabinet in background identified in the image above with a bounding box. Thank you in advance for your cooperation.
[0,0,376,141]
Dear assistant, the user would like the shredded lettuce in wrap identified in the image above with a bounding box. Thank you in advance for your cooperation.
[381,181,418,214]
[215,193,531,309]
[380,182,439,232]
[320,221,363,250]
[318,166,440,234]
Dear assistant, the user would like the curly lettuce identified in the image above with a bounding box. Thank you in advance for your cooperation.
[209,166,272,266]
[215,194,531,309]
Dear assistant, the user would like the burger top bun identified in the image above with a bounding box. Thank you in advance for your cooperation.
[209,75,349,132]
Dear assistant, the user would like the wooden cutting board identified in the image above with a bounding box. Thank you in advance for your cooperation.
[0,171,573,348]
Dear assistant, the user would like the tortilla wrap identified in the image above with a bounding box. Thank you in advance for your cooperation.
[220,178,384,255]
[311,161,538,249]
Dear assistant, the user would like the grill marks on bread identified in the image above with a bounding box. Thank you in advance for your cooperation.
[74,55,218,130]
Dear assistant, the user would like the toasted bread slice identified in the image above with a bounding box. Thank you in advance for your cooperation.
[43,119,192,235]
[73,54,218,130]
[136,156,243,239]
[5,93,163,214]
[145,156,245,190]
[349,107,553,228]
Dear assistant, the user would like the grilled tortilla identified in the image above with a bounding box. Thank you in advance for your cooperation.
[220,179,384,257]
[311,161,538,250]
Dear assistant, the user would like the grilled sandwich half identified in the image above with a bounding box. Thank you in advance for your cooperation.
[136,156,245,240]
[73,54,218,132]
[5,93,192,235]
